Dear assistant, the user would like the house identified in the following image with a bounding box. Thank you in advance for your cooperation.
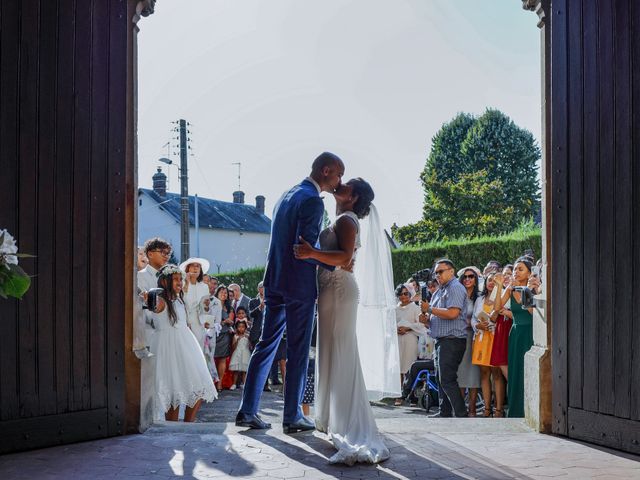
[138,167,271,273]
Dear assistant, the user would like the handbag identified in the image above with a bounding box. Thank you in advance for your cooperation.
[472,328,494,366]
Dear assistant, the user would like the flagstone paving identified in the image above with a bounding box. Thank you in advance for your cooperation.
[0,387,638,479]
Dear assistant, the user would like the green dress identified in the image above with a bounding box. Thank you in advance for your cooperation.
[507,292,533,418]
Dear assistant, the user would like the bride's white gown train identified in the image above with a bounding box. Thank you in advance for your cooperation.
[315,211,390,465]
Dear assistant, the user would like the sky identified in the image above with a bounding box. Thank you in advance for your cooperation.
[138,0,541,231]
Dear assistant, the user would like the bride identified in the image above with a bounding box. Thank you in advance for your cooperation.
[294,177,399,465]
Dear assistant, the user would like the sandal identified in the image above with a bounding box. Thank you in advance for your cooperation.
[482,408,493,417]
[394,398,404,406]
[494,409,504,418]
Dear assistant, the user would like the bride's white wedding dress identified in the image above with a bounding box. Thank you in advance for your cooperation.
[315,211,390,465]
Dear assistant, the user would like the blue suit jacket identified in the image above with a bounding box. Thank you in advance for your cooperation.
[263,179,327,301]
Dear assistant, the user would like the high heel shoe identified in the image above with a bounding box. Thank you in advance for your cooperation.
[494,409,504,418]
[482,407,493,417]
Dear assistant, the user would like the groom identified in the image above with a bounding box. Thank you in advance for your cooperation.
[236,152,344,433]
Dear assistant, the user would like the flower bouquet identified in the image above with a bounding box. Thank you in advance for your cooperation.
[0,229,33,299]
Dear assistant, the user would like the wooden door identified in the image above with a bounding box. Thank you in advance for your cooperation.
[551,0,640,454]
[0,0,135,453]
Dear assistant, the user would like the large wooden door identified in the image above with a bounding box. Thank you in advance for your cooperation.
[551,0,640,454]
[0,0,136,453]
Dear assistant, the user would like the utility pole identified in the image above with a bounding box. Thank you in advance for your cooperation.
[178,119,190,262]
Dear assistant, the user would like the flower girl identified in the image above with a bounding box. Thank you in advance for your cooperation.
[229,308,251,390]
[149,264,217,421]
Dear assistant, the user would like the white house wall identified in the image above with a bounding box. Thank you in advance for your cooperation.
[191,228,269,274]
[138,193,270,273]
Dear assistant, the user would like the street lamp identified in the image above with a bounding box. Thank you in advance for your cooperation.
[158,157,178,191]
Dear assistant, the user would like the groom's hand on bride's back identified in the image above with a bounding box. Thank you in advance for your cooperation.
[342,258,355,273]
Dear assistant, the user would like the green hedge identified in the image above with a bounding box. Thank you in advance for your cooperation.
[215,267,265,298]
[217,226,542,295]
[391,228,541,286]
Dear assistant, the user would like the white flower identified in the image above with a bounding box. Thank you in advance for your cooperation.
[0,229,19,265]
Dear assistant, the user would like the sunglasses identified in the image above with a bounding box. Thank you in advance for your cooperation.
[462,274,475,280]
[434,268,451,276]
[398,291,411,297]
[150,249,171,256]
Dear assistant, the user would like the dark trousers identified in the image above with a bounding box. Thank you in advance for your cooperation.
[238,291,315,423]
[434,337,468,417]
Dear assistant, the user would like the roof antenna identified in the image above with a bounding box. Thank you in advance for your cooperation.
[231,162,241,190]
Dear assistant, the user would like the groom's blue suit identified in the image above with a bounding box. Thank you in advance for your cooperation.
[239,178,326,423]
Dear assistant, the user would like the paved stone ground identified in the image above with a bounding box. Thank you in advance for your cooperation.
[1,387,638,479]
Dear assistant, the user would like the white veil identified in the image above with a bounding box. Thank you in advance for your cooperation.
[354,204,402,400]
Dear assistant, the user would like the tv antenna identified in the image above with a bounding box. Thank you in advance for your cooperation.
[232,162,241,190]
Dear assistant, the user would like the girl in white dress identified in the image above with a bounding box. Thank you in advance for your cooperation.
[149,265,217,422]
[229,313,251,389]
[294,178,389,466]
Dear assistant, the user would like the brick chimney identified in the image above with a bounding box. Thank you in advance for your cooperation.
[152,166,167,197]
[255,195,265,215]
[233,191,245,204]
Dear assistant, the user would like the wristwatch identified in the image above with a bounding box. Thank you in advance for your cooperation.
[427,306,433,315]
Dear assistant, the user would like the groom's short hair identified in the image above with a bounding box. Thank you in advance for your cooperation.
[312,151,342,172]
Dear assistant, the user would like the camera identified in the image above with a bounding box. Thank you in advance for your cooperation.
[143,288,164,312]
[412,268,432,283]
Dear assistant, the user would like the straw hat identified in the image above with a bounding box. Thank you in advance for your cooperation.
[179,257,210,275]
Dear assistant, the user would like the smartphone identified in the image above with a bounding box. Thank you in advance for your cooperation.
[421,285,428,301]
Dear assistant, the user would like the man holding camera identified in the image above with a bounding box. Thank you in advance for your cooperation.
[421,258,468,418]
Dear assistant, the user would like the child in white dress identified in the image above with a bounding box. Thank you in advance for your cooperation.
[229,308,251,390]
[149,264,217,421]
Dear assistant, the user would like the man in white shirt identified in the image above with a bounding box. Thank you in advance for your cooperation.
[137,237,172,349]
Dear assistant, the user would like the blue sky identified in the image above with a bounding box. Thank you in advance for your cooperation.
[138,0,541,230]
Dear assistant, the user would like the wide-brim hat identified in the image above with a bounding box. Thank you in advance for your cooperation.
[457,266,482,278]
[180,257,210,275]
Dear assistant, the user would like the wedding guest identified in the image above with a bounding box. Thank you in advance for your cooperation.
[483,260,502,275]
[406,277,422,304]
[180,257,211,352]
[213,284,235,389]
[456,267,481,416]
[472,272,507,417]
[229,283,251,312]
[248,282,266,350]
[138,238,172,347]
[394,283,426,406]
[137,246,149,271]
[495,257,534,418]
[422,259,468,418]
[229,313,251,390]
[147,264,217,421]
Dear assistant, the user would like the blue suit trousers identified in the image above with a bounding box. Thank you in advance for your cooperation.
[238,290,315,423]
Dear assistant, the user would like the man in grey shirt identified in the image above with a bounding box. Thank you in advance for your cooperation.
[422,258,468,417]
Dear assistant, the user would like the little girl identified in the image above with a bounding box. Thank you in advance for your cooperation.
[149,264,217,421]
[229,308,251,390]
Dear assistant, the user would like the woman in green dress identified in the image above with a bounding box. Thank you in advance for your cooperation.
[494,257,534,418]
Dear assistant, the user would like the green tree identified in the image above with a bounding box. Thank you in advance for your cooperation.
[395,169,515,244]
[394,108,540,246]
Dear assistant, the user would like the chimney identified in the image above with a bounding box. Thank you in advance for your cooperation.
[152,166,167,197]
[233,191,245,204]
[255,195,265,215]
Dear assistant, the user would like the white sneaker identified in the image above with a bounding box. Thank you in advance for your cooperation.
[229,384,237,390]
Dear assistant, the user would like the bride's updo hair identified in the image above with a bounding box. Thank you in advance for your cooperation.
[348,178,375,219]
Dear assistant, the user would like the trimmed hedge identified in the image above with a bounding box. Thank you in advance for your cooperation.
[215,267,265,298]
[217,227,542,295]
[391,229,541,286]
